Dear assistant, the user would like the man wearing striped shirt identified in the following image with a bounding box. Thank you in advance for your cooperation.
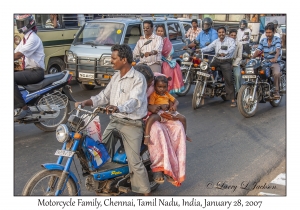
[185,19,201,42]
[133,20,163,73]
[252,24,282,99]
[201,26,237,107]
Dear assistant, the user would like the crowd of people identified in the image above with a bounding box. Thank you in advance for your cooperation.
[14,15,284,195]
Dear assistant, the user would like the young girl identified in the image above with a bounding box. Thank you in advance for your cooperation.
[144,75,191,145]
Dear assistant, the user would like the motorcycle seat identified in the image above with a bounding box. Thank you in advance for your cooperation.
[23,72,65,92]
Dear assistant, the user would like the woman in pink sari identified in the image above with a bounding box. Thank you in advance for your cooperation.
[156,25,184,94]
[134,64,188,187]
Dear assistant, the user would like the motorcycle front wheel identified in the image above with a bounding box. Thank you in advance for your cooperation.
[175,67,192,97]
[237,85,258,118]
[34,98,71,132]
[22,169,77,196]
[192,81,205,109]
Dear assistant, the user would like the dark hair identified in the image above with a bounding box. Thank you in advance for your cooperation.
[229,29,237,35]
[191,19,198,24]
[134,64,154,83]
[111,44,133,63]
[217,26,227,33]
[154,75,172,86]
[156,24,165,32]
[265,23,275,32]
[143,20,153,28]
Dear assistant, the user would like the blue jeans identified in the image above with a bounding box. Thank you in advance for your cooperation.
[233,66,242,93]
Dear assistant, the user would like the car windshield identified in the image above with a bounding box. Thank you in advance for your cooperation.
[73,22,124,46]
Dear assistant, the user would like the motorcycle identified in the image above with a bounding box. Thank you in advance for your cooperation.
[191,50,227,109]
[176,40,202,96]
[14,70,75,131]
[22,105,160,196]
[237,51,286,118]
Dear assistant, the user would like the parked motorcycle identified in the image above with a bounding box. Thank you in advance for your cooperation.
[176,40,202,96]
[191,50,227,109]
[22,105,159,196]
[14,70,75,131]
[237,51,286,118]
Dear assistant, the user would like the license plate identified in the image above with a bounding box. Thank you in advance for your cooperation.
[181,62,192,65]
[242,75,257,79]
[54,150,75,157]
[79,73,94,79]
[197,71,210,77]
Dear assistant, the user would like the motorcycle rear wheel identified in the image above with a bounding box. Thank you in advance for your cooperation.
[22,169,77,196]
[237,85,258,118]
[34,100,71,132]
[175,68,192,96]
[192,81,204,109]
[140,147,160,192]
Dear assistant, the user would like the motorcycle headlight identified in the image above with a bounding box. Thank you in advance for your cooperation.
[200,61,208,70]
[182,52,190,62]
[67,52,76,62]
[56,124,69,143]
[245,68,254,74]
[14,35,21,45]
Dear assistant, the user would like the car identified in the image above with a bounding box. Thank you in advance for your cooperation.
[66,16,188,90]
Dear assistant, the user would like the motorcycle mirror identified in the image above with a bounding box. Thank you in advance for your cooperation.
[205,42,210,46]
[143,40,152,45]
[221,46,228,50]
[193,39,200,45]
[244,32,249,35]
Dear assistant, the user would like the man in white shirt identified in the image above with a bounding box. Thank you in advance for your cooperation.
[133,20,163,73]
[75,44,151,195]
[14,14,45,120]
[185,19,201,42]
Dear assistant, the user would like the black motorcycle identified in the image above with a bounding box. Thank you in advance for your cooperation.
[237,52,286,118]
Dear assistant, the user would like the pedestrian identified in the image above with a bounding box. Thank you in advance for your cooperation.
[201,26,237,107]
[185,19,201,42]
[229,29,243,94]
[75,44,151,195]
[14,14,45,120]
[133,20,163,73]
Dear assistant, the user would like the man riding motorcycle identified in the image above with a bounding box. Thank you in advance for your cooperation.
[14,14,45,120]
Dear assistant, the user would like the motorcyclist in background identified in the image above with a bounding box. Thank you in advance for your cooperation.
[272,19,283,38]
[237,19,252,44]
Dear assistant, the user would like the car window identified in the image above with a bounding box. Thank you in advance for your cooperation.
[167,22,183,41]
[124,24,141,45]
[35,14,62,29]
[182,23,192,34]
[73,22,124,46]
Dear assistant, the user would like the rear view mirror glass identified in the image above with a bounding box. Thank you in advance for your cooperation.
[221,46,228,50]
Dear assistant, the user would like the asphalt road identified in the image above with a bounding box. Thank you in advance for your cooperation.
[14,82,286,196]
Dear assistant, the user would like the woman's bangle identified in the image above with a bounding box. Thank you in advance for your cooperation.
[144,135,151,138]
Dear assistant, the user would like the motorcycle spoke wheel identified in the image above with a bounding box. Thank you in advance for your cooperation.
[192,82,204,109]
[176,68,191,96]
[237,85,258,118]
[22,170,77,196]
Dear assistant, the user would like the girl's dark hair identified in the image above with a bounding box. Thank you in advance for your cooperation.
[134,64,154,83]
[111,44,133,63]
[154,75,172,86]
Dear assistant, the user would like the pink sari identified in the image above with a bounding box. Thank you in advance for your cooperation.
[146,74,186,187]
[161,37,184,94]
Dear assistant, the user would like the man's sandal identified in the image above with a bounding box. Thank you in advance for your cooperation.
[153,172,164,184]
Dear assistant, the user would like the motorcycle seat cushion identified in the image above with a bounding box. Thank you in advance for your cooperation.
[24,72,65,92]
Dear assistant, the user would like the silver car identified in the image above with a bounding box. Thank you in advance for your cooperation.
[66,17,187,90]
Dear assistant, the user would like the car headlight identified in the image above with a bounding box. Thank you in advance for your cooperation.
[200,61,208,70]
[245,68,254,74]
[182,52,190,62]
[56,124,69,143]
[67,52,76,62]
[103,57,112,66]
[14,35,21,45]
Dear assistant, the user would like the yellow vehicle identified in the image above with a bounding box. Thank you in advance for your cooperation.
[14,14,94,74]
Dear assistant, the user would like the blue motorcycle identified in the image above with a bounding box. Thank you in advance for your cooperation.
[22,105,159,196]
[14,70,75,131]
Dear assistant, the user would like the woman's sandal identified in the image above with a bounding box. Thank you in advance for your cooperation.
[153,172,164,184]
[165,174,176,185]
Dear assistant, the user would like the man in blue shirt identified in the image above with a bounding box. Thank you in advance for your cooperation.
[251,23,282,99]
[184,17,218,50]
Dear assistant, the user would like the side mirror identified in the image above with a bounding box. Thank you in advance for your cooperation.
[205,42,210,46]
[193,40,200,45]
[144,40,152,45]
[244,32,250,35]
[221,46,228,50]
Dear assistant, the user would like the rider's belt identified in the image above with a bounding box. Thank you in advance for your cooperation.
[25,67,44,71]
[215,58,233,63]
